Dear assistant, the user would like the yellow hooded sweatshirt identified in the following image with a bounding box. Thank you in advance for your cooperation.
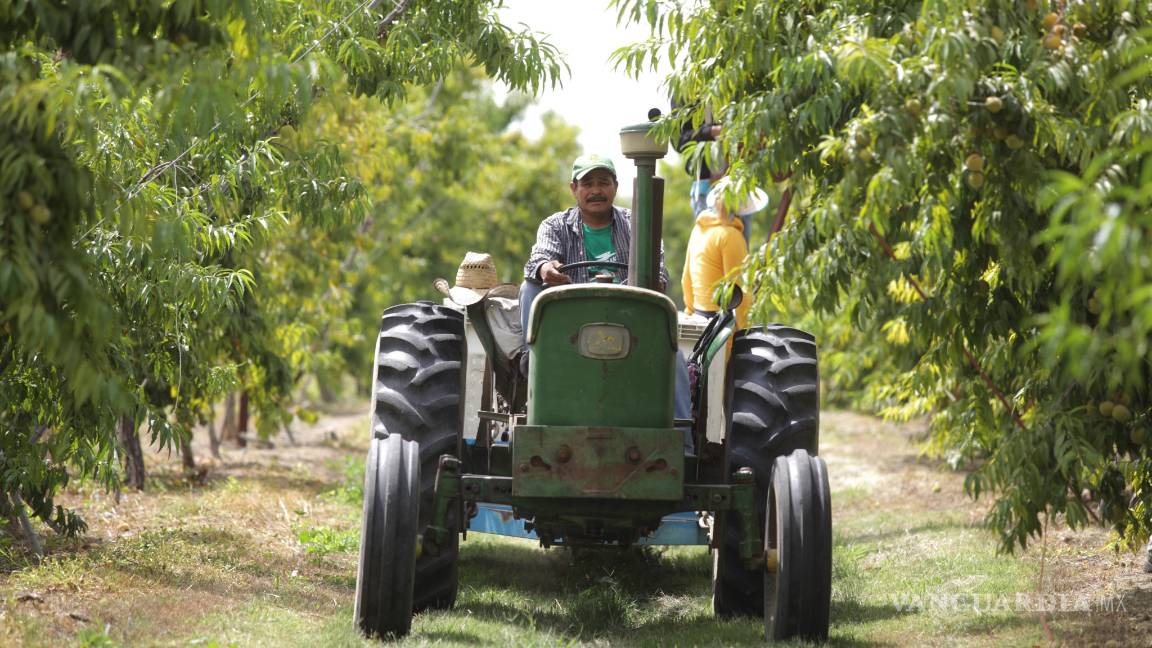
[681,208,750,328]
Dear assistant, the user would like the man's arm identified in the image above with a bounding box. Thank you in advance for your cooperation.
[523,213,569,283]
[677,121,718,152]
[671,98,717,152]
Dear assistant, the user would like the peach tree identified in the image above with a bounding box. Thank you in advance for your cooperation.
[616,0,1152,551]
[0,0,562,536]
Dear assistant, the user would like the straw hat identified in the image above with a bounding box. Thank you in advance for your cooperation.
[434,251,517,306]
[706,177,770,216]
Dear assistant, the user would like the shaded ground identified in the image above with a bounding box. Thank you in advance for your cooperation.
[822,412,1151,647]
[0,410,1148,646]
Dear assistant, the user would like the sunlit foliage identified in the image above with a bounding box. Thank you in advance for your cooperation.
[615,0,1152,551]
[0,0,563,532]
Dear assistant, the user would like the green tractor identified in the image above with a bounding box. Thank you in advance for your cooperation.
[353,118,832,641]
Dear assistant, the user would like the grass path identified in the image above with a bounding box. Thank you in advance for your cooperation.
[1,411,1149,646]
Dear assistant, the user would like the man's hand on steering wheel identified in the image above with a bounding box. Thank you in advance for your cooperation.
[541,260,629,285]
[540,260,572,285]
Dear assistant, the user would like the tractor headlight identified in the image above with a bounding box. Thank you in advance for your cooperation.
[577,323,631,360]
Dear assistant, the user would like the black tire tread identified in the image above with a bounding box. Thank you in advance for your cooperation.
[713,325,820,617]
[788,452,817,635]
[373,302,464,611]
[355,435,419,638]
[765,452,795,638]
[807,454,833,639]
[765,449,832,641]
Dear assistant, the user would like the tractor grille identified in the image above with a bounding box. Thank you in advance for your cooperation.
[676,314,712,344]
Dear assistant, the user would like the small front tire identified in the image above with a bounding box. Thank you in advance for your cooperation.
[764,449,832,642]
[354,434,421,638]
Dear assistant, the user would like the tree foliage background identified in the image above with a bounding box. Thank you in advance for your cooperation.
[0,0,567,533]
[7,0,1149,561]
[616,0,1152,551]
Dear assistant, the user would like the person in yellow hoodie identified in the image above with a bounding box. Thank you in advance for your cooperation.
[681,179,767,329]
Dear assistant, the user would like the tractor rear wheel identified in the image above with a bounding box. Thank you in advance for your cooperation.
[372,303,464,610]
[765,449,832,641]
[712,326,819,617]
[354,434,421,638]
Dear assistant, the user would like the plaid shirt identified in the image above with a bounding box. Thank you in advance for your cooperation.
[523,206,669,288]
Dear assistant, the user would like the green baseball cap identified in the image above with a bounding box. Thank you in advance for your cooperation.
[571,154,617,182]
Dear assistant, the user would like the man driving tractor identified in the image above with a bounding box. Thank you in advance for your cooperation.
[518,153,669,333]
[517,152,691,452]
[355,126,832,644]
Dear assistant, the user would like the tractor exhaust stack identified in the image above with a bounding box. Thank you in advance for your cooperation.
[621,115,668,291]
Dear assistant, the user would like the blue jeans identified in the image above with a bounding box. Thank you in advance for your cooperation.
[519,280,545,336]
[690,179,711,216]
[519,280,695,454]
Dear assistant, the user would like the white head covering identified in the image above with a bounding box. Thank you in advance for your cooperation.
[706,177,770,216]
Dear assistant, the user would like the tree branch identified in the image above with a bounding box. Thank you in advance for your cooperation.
[373,0,416,42]
[868,224,1027,431]
[415,80,444,123]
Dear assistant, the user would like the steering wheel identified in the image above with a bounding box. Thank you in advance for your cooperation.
[557,260,628,276]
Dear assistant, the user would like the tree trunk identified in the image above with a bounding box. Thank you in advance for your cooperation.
[118,414,146,491]
[4,491,43,559]
[179,433,196,472]
[15,496,43,559]
[220,392,238,445]
[236,390,249,448]
[3,492,24,541]
[318,374,338,404]
[205,404,221,459]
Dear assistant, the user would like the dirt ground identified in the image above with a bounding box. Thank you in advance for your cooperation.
[192,410,1152,645]
[2,409,1150,646]
[822,411,1152,646]
[188,407,368,482]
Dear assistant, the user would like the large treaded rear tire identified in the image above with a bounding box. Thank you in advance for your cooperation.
[371,302,464,611]
[713,325,819,617]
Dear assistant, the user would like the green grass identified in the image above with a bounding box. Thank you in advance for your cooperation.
[322,456,367,506]
[298,526,358,556]
[830,511,1041,644]
[159,506,1053,647]
[1,412,1139,646]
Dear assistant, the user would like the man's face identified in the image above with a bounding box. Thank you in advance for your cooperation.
[571,169,618,219]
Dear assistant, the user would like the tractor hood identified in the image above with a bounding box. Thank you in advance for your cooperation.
[525,284,678,350]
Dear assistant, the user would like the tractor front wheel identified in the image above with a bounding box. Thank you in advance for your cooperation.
[764,449,832,642]
[354,434,421,638]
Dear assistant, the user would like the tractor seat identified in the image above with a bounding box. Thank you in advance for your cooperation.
[482,295,524,364]
[463,293,529,412]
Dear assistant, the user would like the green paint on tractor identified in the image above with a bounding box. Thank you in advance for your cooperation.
[526,284,678,428]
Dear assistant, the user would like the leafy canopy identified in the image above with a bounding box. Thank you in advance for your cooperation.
[615,0,1152,551]
[0,0,563,532]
